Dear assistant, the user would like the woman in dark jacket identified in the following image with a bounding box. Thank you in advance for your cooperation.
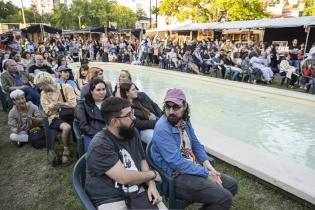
[120,82,162,144]
[75,78,109,152]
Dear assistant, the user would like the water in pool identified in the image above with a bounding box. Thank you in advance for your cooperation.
[76,63,315,170]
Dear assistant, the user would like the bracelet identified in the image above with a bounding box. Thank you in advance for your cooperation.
[151,170,157,180]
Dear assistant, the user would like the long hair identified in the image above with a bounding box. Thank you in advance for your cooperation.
[120,82,150,119]
[79,64,89,79]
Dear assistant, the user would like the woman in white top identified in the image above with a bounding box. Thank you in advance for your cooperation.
[279,53,298,88]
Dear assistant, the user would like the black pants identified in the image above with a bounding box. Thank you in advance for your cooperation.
[175,174,238,210]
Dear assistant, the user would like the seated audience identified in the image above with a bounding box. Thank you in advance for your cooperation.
[80,67,112,98]
[113,70,132,97]
[34,72,77,166]
[279,53,299,88]
[8,89,43,144]
[1,59,40,106]
[120,83,162,144]
[85,97,166,209]
[151,88,238,210]
[55,65,80,96]
[76,64,89,90]
[75,78,109,152]
[28,55,55,77]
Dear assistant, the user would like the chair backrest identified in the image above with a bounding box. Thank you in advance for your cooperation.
[73,119,84,157]
[72,154,96,210]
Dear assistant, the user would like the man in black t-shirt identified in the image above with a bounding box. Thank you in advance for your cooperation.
[289,39,300,69]
[85,97,166,210]
[28,55,54,77]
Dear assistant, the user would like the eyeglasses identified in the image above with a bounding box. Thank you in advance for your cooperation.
[115,109,134,119]
[164,103,182,111]
[95,88,106,92]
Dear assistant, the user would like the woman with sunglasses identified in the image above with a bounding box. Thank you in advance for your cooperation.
[75,78,109,152]
[120,82,162,144]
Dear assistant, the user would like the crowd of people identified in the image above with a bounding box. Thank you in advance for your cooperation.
[1,32,315,210]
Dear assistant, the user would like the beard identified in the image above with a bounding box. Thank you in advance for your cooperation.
[118,122,135,139]
[167,114,181,126]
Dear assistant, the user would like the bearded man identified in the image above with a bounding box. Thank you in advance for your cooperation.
[151,88,238,210]
[85,97,167,210]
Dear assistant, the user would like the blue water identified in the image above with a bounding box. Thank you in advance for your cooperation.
[75,63,315,170]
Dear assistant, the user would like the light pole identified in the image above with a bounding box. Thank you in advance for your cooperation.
[20,0,26,26]
[155,0,158,28]
[78,15,83,29]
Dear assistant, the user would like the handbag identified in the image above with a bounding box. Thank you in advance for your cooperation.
[59,84,74,122]
[28,127,46,149]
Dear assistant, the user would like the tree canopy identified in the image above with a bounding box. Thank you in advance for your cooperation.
[303,0,315,16]
[1,0,138,30]
[158,0,268,23]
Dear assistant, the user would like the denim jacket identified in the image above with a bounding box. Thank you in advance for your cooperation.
[150,115,209,193]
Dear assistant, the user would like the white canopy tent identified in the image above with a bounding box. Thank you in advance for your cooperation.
[147,16,315,32]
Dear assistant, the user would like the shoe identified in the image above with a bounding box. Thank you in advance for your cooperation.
[61,150,72,167]
[48,150,61,167]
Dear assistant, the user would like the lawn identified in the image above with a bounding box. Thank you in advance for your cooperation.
[0,104,314,210]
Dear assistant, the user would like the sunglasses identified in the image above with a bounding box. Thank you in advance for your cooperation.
[164,103,182,111]
[95,88,106,92]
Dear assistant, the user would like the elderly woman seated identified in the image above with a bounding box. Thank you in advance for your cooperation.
[75,78,110,152]
[8,89,43,146]
[34,72,77,166]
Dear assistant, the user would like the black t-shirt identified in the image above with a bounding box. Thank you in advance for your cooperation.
[289,45,299,60]
[28,65,54,74]
[85,128,145,207]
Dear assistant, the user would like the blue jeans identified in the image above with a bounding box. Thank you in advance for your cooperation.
[289,60,300,70]
[22,86,40,106]
[231,69,240,81]
[82,135,92,153]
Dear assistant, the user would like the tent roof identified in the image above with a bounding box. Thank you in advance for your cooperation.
[148,16,315,32]
[21,24,62,34]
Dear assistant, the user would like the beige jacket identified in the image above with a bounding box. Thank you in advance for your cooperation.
[40,84,77,124]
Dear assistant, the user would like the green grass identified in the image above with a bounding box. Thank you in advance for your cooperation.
[0,107,314,210]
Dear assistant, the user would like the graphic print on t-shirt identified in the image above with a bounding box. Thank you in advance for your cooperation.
[116,148,139,193]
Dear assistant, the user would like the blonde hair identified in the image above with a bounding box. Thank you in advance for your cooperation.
[34,72,55,85]
[86,67,103,82]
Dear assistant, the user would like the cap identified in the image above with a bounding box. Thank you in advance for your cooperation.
[164,88,186,106]
[56,65,71,72]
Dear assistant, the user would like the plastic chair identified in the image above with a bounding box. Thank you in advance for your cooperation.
[146,141,215,209]
[72,154,96,210]
[73,119,84,158]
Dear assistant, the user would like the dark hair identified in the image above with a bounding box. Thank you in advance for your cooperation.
[101,97,131,125]
[120,82,150,119]
[57,55,66,66]
[89,78,107,92]
[22,51,30,59]
[79,64,89,79]
[81,58,89,65]
[85,78,108,102]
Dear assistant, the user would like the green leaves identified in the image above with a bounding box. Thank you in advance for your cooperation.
[158,0,268,23]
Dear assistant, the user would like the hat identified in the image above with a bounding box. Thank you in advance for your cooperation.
[56,65,71,72]
[164,88,186,106]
